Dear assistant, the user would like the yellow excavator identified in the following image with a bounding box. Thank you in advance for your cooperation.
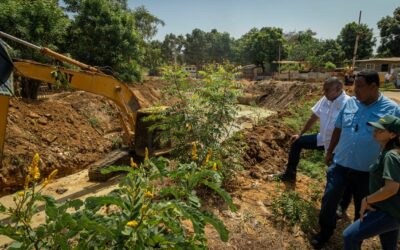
[0,31,167,181]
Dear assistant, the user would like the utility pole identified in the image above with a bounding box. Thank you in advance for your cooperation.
[351,11,362,70]
[278,44,281,80]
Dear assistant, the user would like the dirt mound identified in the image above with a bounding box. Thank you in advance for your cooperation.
[1,80,166,193]
[239,80,321,110]
[243,112,295,177]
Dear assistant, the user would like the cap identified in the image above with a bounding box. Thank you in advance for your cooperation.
[367,115,400,134]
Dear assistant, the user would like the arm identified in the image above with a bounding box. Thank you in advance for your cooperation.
[325,127,341,165]
[299,113,319,136]
[360,180,399,221]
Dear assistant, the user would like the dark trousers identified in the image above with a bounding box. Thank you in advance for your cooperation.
[340,186,353,211]
[343,210,400,250]
[319,164,370,235]
[285,133,324,175]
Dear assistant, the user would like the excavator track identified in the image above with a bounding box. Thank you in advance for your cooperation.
[88,148,131,182]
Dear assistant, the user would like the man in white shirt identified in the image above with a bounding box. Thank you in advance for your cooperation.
[276,77,350,183]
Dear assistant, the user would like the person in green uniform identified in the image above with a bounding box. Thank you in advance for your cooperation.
[343,115,400,250]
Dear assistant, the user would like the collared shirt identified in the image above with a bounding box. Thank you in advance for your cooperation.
[334,94,400,172]
[369,149,400,219]
[312,91,350,151]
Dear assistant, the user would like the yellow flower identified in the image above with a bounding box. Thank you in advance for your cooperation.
[191,142,198,161]
[24,175,31,189]
[47,169,58,181]
[205,149,212,164]
[144,147,149,161]
[41,169,58,188]
[212,163,218,171]
[17,191,24,197]
[41,179,49,188]
[140,204,148,214]
[130,158,137,168]
[28,153,41,181]
[126,220,139,228]
[144,191,154,199]
[33,167,40,181]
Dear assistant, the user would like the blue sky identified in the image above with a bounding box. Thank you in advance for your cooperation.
[128,0,399,44]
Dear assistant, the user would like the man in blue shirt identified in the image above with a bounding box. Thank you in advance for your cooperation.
[312,70,400,248]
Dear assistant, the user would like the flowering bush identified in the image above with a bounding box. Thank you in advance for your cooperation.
[0,151,235,249]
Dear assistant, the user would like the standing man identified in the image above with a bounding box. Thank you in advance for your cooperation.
[277,77,350,183]
[312,70,400,248]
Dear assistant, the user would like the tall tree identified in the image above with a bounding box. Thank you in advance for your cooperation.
[142,40,164,75]
[238,27,285,72]
[318,39,345,67]
[161,33,185,65]
[206,29,234,63]
[0,0,70,61]
[285,29,319,62]
[0,0,70,98]
[377,7,400,57]
[65,0,144,82]
[337,22,376,60]
[184,29,210,66]
[133,6,165,41]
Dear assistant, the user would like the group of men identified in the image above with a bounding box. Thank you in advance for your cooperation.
[275,70,400,248]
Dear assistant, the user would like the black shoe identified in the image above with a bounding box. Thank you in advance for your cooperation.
[311,231,332,249]
[274,172,296,183]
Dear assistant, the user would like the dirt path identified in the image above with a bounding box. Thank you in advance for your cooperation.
[382,90,400,103]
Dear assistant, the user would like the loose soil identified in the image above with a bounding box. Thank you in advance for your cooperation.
[2,79,398,249]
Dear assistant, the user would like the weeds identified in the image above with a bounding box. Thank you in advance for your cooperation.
[298,150,326,180]
[88,116,100,128]
[271,190,319,233]
[111,136,123,149]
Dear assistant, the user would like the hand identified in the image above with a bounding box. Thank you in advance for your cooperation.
[359,197,375,222]
[325,151,333,165]
[291,134,300,142]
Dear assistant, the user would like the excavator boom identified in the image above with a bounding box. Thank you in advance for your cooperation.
[0,32,167,181]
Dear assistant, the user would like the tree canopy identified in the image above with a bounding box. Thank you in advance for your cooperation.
[237,27,285,71]
[337,22,376,60]
[0,0,70,61]
[377,7,400,57]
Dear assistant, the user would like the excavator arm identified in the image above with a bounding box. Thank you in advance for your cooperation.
[0,60,142,156]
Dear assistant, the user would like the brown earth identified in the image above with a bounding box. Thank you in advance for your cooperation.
[0,79,388,249]
[0,80,166,193]
[238,80,321,109]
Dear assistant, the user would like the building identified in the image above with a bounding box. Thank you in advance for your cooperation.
[356,58,400,85]
[183,65,197,78]
[356,57,400,72]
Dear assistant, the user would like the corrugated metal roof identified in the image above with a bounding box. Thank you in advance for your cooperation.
[356,57,400,63]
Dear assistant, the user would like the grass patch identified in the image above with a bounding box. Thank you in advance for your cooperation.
[379,82,398,91]
[298,150,326,180]
[283,98,320,133]
[271,189,319,232]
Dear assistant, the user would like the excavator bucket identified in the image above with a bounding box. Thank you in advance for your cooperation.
[134,107,172,157]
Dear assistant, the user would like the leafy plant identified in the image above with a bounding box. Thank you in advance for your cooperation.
[271,190,319,232]
[0,151,235,249]
[147,63,243,181]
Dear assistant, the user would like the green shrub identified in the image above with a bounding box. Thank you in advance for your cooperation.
[0,153,235,249]
[271,190,319,232]
[147,63,244,182]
